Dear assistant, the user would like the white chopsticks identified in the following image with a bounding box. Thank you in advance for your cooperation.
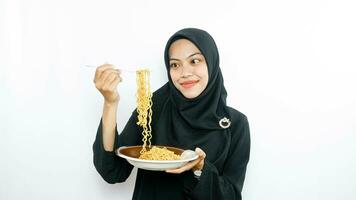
[84,65,141,73]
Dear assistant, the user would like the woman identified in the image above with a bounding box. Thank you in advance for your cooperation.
[93,28,250,200]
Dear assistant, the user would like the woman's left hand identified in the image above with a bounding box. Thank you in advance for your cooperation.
[166,147,206,174]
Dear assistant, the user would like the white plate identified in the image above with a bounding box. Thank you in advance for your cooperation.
[116,146,198,171]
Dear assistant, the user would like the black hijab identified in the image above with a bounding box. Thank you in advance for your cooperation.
[153,28,231,150]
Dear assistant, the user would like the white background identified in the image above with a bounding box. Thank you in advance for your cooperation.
[1,0,355,199]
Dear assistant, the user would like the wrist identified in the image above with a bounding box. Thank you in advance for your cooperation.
[104,100,119,107]
[192,163,204,178]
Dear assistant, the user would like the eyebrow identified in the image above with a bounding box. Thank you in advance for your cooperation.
[169,52,202,61]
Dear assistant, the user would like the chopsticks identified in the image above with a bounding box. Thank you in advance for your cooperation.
[84,65,139,73]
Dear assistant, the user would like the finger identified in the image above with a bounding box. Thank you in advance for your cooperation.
[94,64,113,80]
[94,64,115,83]
[191,148,206,171]
[166,162,198,174]
[195,147,206,158]
[94,66,113,84]
[101,68,120,83]
[166,159,201,174]
[96,69,120,87]
[104,72,118,85]
[102,72,121,90]
[108,76,121,91]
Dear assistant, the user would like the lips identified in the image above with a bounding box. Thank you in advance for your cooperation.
[180,80,199,89]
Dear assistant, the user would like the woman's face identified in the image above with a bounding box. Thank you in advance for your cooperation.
[168,39,209,99]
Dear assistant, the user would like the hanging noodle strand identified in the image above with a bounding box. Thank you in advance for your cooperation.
[136,69,180,160]
[136,69,153,154]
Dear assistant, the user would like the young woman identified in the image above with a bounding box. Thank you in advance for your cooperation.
[93,28,250,200]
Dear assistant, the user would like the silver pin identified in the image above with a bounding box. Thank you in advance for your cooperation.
[219,117,231,129]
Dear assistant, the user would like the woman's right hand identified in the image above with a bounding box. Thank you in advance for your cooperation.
[94,64,122,105]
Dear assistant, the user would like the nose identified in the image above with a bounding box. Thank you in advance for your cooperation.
[180,63,193,78]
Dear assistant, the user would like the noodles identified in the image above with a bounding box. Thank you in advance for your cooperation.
[135,69,181,161]
[139,146,181,160]
[136,69,153,154]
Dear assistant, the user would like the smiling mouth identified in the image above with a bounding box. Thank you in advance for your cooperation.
[180,80,199,89]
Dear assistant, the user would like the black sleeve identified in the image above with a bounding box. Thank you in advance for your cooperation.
[92,111,142,184]
[183,115,251,200]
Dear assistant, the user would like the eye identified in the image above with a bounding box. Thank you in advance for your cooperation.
[170,63,179,68]
[191,59,200,64]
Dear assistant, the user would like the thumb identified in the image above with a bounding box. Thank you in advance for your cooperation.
[195,147,206,159]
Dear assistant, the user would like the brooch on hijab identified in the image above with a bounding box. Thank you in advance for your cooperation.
[219,117,231,129]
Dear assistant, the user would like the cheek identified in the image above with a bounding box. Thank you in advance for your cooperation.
[197,65,209,82]
[169,69,179,82]
[169,69,174,80]
[201,77,209,90]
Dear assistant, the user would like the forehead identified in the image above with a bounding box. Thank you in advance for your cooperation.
[168,39,201,58]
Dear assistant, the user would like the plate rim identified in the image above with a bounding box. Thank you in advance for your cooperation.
[116,146,199,164]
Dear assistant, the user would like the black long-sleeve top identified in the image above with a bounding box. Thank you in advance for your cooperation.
[93,105,250,200]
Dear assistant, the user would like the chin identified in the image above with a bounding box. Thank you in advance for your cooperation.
[181,91,200,99]
[183,94,198,99]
